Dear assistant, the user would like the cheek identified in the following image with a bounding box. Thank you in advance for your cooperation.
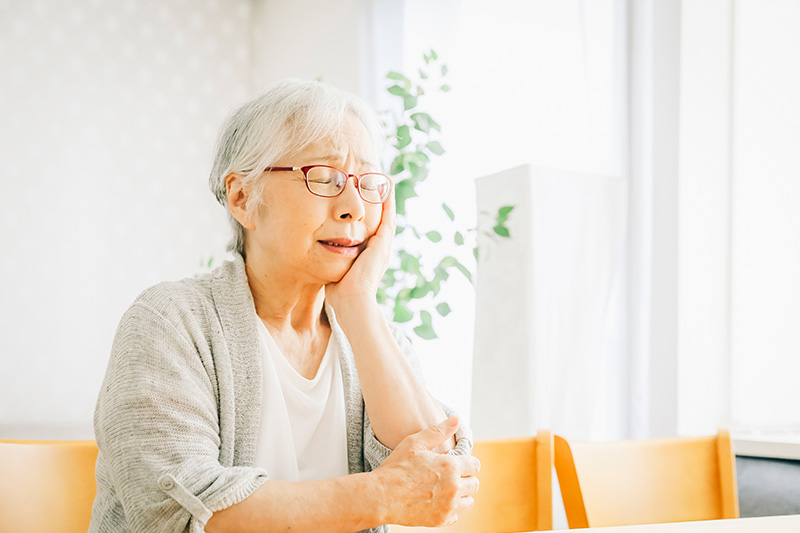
[365,206,382,236]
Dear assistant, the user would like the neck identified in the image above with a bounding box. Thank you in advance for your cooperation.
[244,255,327,334]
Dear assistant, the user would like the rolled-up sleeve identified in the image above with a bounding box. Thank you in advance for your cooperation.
[93,302,267,532]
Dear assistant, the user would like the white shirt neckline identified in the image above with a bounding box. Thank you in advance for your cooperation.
[252,316,350,482]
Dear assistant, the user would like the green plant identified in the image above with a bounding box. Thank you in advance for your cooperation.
[377,49,513,340]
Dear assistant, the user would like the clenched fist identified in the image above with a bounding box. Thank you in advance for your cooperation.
[376,417,481,528]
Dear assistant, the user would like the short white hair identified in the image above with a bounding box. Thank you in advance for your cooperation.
[209,78,385,257]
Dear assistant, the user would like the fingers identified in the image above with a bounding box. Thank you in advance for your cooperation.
[377,184,396,240]
[457,455,481,477]
[442,496,476,528]
[409,416,460,451]
[458,474,480,497]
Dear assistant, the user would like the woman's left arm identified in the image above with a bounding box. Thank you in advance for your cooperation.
[335,297,454,452]
[326,188,456,452]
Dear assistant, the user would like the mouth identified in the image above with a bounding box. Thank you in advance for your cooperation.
[318,238,365,257]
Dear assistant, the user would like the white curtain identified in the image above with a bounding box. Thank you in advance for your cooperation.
[401,0,645,441]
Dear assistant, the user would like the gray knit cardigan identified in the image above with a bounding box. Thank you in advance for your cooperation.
[89,255,471,533]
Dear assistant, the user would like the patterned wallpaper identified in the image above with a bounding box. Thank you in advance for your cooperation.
[0,0,253,432]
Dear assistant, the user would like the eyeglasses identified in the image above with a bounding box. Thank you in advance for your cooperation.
[264,165,392,204]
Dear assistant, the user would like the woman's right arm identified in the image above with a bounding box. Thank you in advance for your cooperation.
[206,418,480,532]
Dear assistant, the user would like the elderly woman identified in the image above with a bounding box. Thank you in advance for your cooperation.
[89,79,478,533]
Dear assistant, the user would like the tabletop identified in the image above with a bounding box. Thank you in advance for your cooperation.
[565,514,800,532]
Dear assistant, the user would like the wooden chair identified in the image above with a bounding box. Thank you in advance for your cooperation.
[554,430,739,528]
[0,439,99,533]
[394,430,553,532]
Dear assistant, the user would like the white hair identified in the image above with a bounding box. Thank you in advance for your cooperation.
[209,78,385,257]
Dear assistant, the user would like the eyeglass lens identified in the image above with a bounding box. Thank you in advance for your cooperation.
[306,166,390,203]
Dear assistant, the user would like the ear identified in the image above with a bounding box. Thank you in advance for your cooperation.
[225,172,257,230]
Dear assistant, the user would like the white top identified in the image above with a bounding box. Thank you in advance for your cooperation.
[252,318,350,482]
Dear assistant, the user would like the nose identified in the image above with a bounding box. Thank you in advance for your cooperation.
[333,176,366,222]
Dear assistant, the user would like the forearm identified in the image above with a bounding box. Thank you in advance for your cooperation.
[335,298,451,451]
[205,472,386,533]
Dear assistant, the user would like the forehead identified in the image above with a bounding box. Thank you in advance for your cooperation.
[300,114,377,163]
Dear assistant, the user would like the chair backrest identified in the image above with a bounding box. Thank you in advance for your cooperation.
[393,430,553,533]
[554,430,739,528]
[0,439,99,533]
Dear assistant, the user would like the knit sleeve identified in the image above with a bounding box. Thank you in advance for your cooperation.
[93,301,267,533]
[361,325,473,471]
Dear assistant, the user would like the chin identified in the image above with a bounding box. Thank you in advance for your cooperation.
[323,261,355,284]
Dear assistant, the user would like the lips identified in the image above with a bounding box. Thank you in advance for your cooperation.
[318,238,365,257]
[319,239,362,247]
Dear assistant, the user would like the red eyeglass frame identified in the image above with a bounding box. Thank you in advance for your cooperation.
[264,165,392,203]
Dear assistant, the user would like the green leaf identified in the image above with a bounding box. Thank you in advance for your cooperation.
[381,268,397,286]
[393,301,413,323]
[416,85,425,96]
[493,225,510,237]
[441,64,448,76]
[395,225,406,236]
[423,53,431,65]
[426,141,444,155]
[389,154,406,176]
[410,284,430,299]
[413,323,437,340]
[454,231,464,245]
[387,84,407,96]
[419,68,428,79]
[497,205,515,223]
[431,267,448,296]
[440,84,451,92]
[394,179,417,215]
[404,151,430,181]
[395,125,411,149]
[413,310,438,340]
[396,287,413,304]
[387,71,411,90]
[440,256,473,284]
[473,247,479,260]
[314,75,323,82]
[425,231,442,242]
[442,203,455,221]
[411,112,441,133]
[430,49,438,60]
[436,302,452,316]
[398,250,422,274]
[403,94,418,111]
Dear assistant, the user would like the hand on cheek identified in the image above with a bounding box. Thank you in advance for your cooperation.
[326,189,395,308]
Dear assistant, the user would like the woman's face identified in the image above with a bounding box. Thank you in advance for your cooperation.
[246,114,384,285]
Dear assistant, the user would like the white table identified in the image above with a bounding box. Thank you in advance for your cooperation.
[563,514,800,532]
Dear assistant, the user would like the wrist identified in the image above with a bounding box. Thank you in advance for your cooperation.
[331,295,382,331]
[369,468,396,526]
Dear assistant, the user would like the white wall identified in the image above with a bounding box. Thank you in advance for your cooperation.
[0,0,402,439]
[0,0,255,438]
[251,0,365,96]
